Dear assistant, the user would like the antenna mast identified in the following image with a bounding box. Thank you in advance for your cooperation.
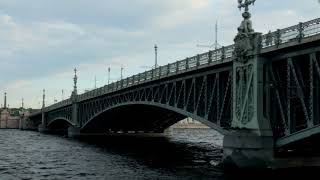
[215,21,218,50]
[197,20,221,49]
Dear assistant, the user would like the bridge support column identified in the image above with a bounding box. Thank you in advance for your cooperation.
[38,125,50,133]
[38,111,50,133]
[68,126,81,138]
[69,76,80,138]
[223,131,274,168]
[39,89,50,133]
[227,30,274,168]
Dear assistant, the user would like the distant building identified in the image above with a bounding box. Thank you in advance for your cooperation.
[171,117,209,129]
[0,93,33,129]
[178,117,202,124]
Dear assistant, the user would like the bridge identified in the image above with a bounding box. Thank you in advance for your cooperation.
[28,3,320,168]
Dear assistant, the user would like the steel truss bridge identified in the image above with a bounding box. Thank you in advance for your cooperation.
[29,17,320,167]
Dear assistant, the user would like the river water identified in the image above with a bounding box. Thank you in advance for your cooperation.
[0,129,317,180]
[0,129,226,180]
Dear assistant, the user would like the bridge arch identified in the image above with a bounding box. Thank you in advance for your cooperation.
[47,117,75,129]
[80,102,228,135]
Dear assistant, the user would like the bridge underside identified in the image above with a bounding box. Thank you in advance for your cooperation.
[47,119,73,135]
[81,104,187,134]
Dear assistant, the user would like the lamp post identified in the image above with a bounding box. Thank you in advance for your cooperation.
[4,92,7,109]
[107,67,111,85]
[73,68,78,96]
[154,44,158,68]
[238,0,256,12]
[42,89,45,109]
[120,66,124,80]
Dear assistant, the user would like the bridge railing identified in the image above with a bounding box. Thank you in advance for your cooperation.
[45,98,72,111]
[74,43,236,103]
[42,17,320,111]
[261,18,320,48]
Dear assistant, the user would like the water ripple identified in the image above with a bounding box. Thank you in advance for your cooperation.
[0,129,224,179]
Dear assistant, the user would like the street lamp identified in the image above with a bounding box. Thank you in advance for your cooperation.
[107,67,111,85]
[94,75,97,89]
[61,89,64,100]
[120,66,124,80]
[154,44,158,68]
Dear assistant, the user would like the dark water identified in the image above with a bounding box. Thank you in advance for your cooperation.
[0,129,225,180]
[0,129,318,180]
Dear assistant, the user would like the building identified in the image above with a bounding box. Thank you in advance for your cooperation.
[0,93,32,129]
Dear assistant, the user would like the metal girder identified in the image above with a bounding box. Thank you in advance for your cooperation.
[268,65,288,135]
[268,49,320,146]
[68,68,233,132]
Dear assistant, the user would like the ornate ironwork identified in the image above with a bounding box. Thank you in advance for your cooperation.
[265,31,273,47]
[233,0,260,63]
[28,18,320,114]
[238,0,256,12]
[28,17,320,148]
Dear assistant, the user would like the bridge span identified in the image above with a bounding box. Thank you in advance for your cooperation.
[28,13,320,168]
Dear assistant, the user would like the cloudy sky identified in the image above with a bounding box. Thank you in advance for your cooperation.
[0,0,319,108]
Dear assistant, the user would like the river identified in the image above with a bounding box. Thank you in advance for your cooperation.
[0,129,226,180]
[0,129,317,180]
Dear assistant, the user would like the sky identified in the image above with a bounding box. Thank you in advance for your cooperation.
[0,0,319,109]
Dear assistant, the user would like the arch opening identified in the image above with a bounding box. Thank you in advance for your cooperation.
[81,103,226,135]
[81,104,187,134]
[47,118,73,136]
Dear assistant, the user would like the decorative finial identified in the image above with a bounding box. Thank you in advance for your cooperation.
[238,0,256,12]
[234,0,260,63]
[73,68,78,95]
[236,0,256,34]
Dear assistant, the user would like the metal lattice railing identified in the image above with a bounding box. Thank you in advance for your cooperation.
[44,17,320,111]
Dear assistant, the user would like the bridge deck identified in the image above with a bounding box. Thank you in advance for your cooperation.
[28,18,320,148]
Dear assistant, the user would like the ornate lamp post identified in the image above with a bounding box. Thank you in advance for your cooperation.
[4,92,7,109]
[73,68,78,96]
[107,67,111,85]
[238,0,256,12]
[224,0,275,168]
[120,66,124,80]
[154,44,158,68]
[42,89,45,109]
[234,0,259,63]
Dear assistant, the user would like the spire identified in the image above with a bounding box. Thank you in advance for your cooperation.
[73,68,78,95]
[4,92,7,109]
[42,89,45,109]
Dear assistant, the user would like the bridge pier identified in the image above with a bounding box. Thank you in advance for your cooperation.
[222,131,274,168]
[68,126,81,138]
[38,124,51,133]
[227,25,275,168]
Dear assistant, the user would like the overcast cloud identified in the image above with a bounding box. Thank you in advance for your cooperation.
[0,0,319,108]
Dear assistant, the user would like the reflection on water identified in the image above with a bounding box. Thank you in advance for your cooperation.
[0,129,318,180]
